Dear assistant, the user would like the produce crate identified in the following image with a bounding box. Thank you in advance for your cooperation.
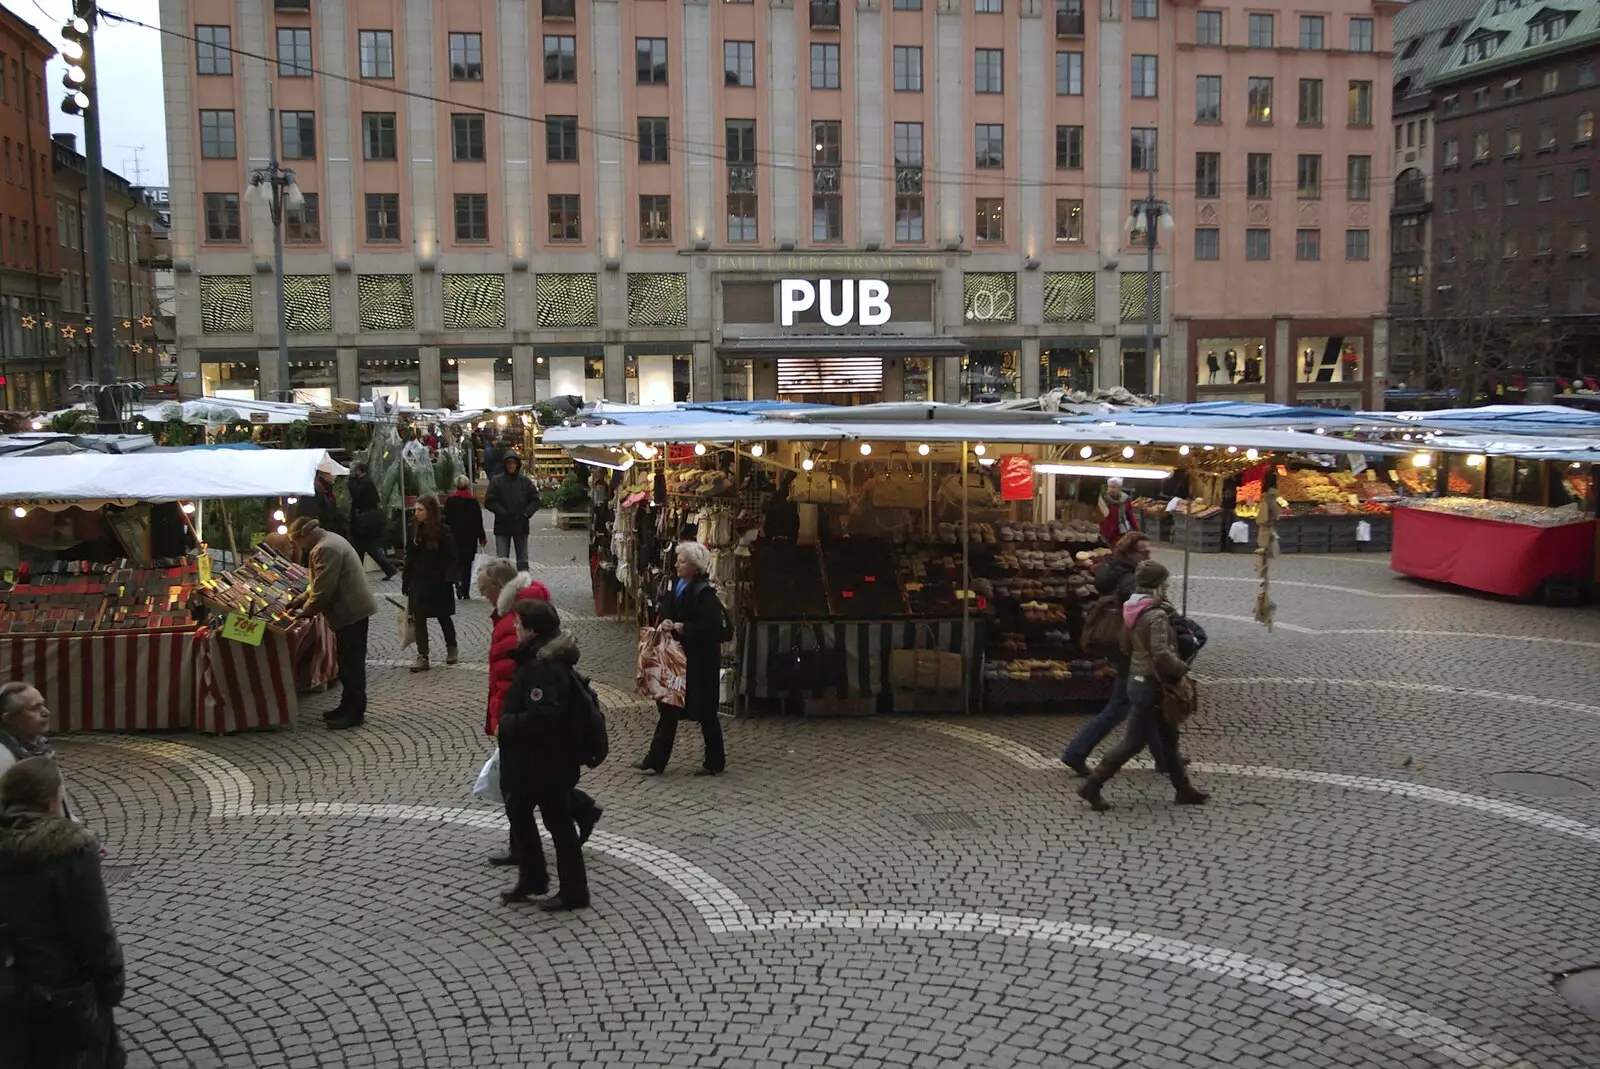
[1171,513,1225,554]
[1278,516,1331,553]
[891,690,967,714]
[1141,511,1174,542]
[985,674,1115,707]
[1326,516,1362,553]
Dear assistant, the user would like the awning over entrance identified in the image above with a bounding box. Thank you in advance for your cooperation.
[717,335,969,355]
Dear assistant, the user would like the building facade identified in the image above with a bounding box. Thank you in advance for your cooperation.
[162,0,1396,409]
[0,5,59,411]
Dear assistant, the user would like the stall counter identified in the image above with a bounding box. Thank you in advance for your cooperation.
[1390,505,1595,599]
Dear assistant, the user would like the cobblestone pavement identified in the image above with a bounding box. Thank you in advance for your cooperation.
[54,517,1600,1068]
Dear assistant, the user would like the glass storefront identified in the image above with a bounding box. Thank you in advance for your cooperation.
[625,354,692,404]
[288,358,337,406]
[1120,344,1160,396]
[202,360,259,400]
[960,349,1018,401]
[1196,337,1266,388]
[358,356,421,404]
[902,356,933,401]
[1041,344,1097,393]
[721,358,753,401]
[442,357,514,409]
[1295,336,1363,384]
[541,356,605,403]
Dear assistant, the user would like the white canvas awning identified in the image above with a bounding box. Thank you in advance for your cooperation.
[0,448,338,508]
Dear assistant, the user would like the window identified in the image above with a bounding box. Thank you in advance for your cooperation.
[638,117,669,163]
[730,187,758,243]
[1197,10,1222,46]
[196,26,232,76]
[1420,118,1429,147]
[362,113,397,160]
[1502,128,1523,157]
[975,198,1005,242]
[548,195,581,242]
[1295,229,1320,260]
[975,0,1002,11]
[813,117,842,241]
[1055,125,1083,169]
[1196,75,1221,122]
[1131,0,1156,17]
[1348,18,1373,52]
[1131,55,1157,98]
[1056,0,1085,34]
[1442,94,1460,116]
[277,28,312,77]
[1527,13,1571,45]
[285,192,320,243]
[545,36,577,83]
[724,41,754,87]
[813,120,841,164]
[812,191,842,242]
[1299,16,1324,50]
[1532,226,1551,255]
[1247,153,1271,198]
[1468,233,1486,261]
[1501,230,1519,259]
[547,116,579,162]
[1248,77,1273,124]
[976,49,1004,93]
[452,113,486,161]
[1573,226,1590,255]
[1346,155,1371,200]
[1536,171,1554,201]
[1056,51,1083,95]
[1474,86,1491,109]
[199,110,236,159]
[810,43,840,89]
[893,0,922,7]
[1471,182,1487,209]
[976,124,1004,168]
[639,195,671,243]
[1443,137,1460,167]
[1130,128,1156,171]
[203,193,240,242]
[1473,132,1490,162]
[1538,120,1556,150]
[1248,13,1274,48]
[1055,199,1084,243]
[894,46,922,91]
[448,32,482,81]
[1442,186,1458,211]
[638,38,668,84]
[1580,110,1595,144]
[1503,178,1521,205]
[894,121,923,168]
[1194,227,1220,259]
[1464,33,1502,62]
[727,119,757,164]
[280,111,315,159]
[543,0,577,16]
[895,189,924,243]
[1296,154,1321,198]
[366,193,400,242]
[1195,152,1220,197]
[1580,62,1597,88]
[728,120,758,242]
[1298,79,1323,124]
[454,194,489,243]
[1576,168,1590,197]
[1541,70,1559,95]
[1245,228,1271,259]
[359,30,394,78]
[1345,229,1369,261]
[1348,81,1372,126]
[1500,76,1520,102]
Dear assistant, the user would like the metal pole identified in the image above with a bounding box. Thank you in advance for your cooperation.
[266,87,291,403]
[123,202,135,380]
[78,0,118,427]
[960,439,970,716]
[1144,167,1157,395]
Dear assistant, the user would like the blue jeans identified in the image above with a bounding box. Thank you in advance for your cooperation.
[1062,668,1167,771]
[495,533,529,571]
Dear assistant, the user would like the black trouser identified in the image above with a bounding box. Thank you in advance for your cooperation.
[1093,677,1182,784]
[0,983,125,1069]
[505,784,589,905]
[643,702,725,773]
[334,617,369,717]
[505,787,599,855]
[354,539,396,578]
[454,548,476,598]
[413,615,457,658]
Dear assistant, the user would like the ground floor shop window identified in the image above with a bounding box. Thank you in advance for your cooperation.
[961,349,1018,401]
[626,354,692,404]
[202,360,258,400]
[721,359,752,401]
[288,358,336,406]
[542,356,604,403]
[1041,346,1096,392]
[1120,345,1156,396]
[1295,335,1363,384]
[902,356,932,401]
[1196,337,1266,387]
[359,356,420,404]
[442,356,513,409]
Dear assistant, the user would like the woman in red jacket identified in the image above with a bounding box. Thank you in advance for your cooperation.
[478,564,602,867]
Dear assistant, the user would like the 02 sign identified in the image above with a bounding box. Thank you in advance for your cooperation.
[779,279,892,327]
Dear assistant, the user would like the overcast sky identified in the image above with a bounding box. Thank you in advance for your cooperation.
[22,0,168,186]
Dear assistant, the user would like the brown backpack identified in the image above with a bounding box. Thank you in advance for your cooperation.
[1080,594,1127,660]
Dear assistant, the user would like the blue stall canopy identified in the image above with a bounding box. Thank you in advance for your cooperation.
[1052,401,1375,430]
[1377,405,1600,438]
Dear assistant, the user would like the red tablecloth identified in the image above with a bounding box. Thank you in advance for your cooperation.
[0,630,202,732]
[1391,507,1595,598]
[198,617,337,734]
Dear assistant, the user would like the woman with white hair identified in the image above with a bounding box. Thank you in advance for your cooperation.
[1097,475,1142,548]
[634,541,729,776]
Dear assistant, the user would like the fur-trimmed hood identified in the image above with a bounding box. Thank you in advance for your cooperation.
[510,629,579,668]
[496,573,551,617]
[0,807,97,862]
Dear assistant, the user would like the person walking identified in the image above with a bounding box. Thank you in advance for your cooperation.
[496,599,590,911]
[484,453,540,570]
[346,460,397,581]
[402,494,458,672]
[634,542,728,777]
[481,565,602,868]
[442,476,487,600]
[1077,560,1209,812]
[1061,532,1174,776]
[0,757,125,1069]
[295,469,348,539]
[289,517,379,730]
[1097,476,1142,548]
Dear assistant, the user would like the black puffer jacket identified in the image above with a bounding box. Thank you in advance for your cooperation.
[485,455,540,537]
[497,632,585,796]
[0,806,124,1006]
[402,523,457,619]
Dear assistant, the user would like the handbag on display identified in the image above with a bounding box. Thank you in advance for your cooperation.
[937,471,1000,511]
[869,452,928,511]
[767,625,847,692]
[791,470,849,505]
[888,624,964,693]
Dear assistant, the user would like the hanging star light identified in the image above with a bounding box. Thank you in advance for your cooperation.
[60,326,75,339]
[83,326,93,335]
[20,315,35,329]
[42,321,52,329]
[138,315,153,328]
[122,319,131,329]
[131,344,143,354]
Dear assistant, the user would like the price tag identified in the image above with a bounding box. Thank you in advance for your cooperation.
[2,571,12,585]
[221,613,266,646]
[197,553,212,586]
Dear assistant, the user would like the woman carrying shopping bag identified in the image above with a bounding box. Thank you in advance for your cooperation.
[634,542,730,777]
[442,475,487,600]
[402,494,458,671]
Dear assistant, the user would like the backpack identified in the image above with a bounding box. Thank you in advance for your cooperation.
[1080,594,1127,660]
[567,668,609,768]
[1172,615,1208,663]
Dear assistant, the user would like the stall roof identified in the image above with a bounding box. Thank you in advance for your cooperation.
[1377,405,1600,438]
[0,448,338,506]
[0,432,156,457]
[1053,401,1373,430]
[1420,433,1600,465]
[142,397,313,426]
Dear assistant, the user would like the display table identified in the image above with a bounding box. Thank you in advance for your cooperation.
[199,617,337,733]
[1391,506,1595,599]
[739,617,984,703]
[0,629,203,732]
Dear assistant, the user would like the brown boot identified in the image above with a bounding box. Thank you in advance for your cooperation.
[1171,774,1210,806]
[1077,771,1112,812]
[410,655,430,673]
[445,646,459,665]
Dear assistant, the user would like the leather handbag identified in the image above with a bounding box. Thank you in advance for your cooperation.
[937,471,999,511]
[888,624,964,693]
[767,625,847,692]
[791,470,849,505]
[1160,676,1198,727]
[869,451,928,510]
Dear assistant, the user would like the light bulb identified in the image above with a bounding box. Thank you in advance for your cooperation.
[1178,445,1191,456]
[802,458,815,471]
[11,507,26,518]
[1466,454,1485,468]
[859,443,872,456]
[749,444,763,457]
[1245,448,1259,461]
[285,496,298,505]
[276,524,289,535]
[496,415,508,426]
[694,442,707,456]
[973,444,986,456]
[1121,446,1135,459]
[1079,446,1093,459]
[635,440,649,454]
[1412,453,1433,468]
[1227,446,1238,454]
[181,503,196,515]
[272,509,286,522]
[917,443,930,456]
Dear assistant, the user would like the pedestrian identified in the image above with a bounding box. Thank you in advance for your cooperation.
[634,541,728,777]
[1061,532,1174,777]
[480,565,603,867]
[288,517,379,731]
[442,475,487,600]
[484,452,540,570]
[295,469,348,538]
[496,599,590,911]
[0,683,74,821]
[402,494,458,672]
[0,756,125,1069]
[1077,560,1209,811]
[484,435,503,484]
[1097,476,1142,547]
[346,460,397,581]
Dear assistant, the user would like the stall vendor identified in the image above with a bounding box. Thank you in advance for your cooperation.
[1098,477,1142,547]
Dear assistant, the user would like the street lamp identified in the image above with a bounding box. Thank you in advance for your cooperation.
[1126,182,1174,397]
[246,98,304,405]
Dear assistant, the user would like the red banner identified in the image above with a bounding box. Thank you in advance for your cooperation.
[998,455,1034,501]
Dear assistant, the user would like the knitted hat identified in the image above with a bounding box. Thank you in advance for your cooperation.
[1134,560,1170,589]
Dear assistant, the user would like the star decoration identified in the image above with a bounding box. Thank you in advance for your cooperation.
[59,326,75,339]
[121,319,131,329]
[43,321,52,329]
[20,315,35,329]
[138,316,153,328]
[131,344,143,354]
[83,326,93,335]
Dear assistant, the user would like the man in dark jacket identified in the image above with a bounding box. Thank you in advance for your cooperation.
[484,453,540,570]
[346,461,396,581]
[497,600,590,912]
[1060,532,1171,775]
[294,470,347,538]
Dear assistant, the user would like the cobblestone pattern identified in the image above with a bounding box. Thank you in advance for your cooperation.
[49,514,1600,1068]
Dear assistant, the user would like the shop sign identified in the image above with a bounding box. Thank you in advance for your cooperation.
[779,279,892,327]
[998,455,1034,501]
[718,254,940,273]
[221,612,265,646]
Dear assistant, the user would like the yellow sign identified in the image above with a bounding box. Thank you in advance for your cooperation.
[221,613,266,646]
[197,554,212,586]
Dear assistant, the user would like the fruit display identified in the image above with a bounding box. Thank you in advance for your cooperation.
[1277,470,1344,504]
[1396,497,1592,527]
[0,557,203,635]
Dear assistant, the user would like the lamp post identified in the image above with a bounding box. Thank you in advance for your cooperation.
[245,96,304,405]
[1126,170,1173,397]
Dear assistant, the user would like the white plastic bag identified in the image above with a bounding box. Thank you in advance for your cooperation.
[473,748,503,803]
[1356,520,1373,542]
[1229,520,1250,544]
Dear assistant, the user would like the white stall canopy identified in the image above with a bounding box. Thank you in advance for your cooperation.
[0,448,340,508]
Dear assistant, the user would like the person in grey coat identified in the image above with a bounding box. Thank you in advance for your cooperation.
[484,453,540,570]
[289,518,379,731]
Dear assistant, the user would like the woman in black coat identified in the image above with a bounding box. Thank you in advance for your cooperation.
[497,599,589,911]
[0,757,125,1069]
[441,475,487,599]
[634,541,727,776]
[346,461,397,580]
[402,494,457,671]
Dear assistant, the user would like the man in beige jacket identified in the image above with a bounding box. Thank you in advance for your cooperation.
[289,517,379,730]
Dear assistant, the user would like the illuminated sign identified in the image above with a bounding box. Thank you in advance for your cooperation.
[778,278,892,327]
